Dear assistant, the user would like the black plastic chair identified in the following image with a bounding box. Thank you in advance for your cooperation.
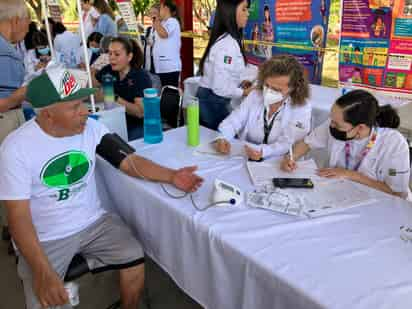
[64,254,121,309]
[160,85,184,129]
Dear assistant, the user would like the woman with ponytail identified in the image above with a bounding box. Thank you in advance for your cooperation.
[281,89,411,199]
[196,0,253,130]
[94,37,152,140]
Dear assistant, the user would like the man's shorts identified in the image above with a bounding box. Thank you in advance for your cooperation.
[17,213,144,309]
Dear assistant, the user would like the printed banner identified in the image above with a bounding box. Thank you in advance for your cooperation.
[339,0,412,93]
[116,0,138,32]
[244,0,331,84]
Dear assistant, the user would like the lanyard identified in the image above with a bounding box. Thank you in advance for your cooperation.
[345,128,377,171]
[263,107,282,144]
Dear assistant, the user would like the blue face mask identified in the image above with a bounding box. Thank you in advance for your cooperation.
[37,47,50,55]
[90,47,100,54]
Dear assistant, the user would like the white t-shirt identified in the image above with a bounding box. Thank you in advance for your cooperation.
[305,120,411,198]
[153,17,181,73]
[0,118,109,242]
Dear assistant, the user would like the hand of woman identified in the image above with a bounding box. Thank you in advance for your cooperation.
[134,98,144,118]
[316,168,354,179]
[214,138,231,154]
[245,145,262,161]
[240,80,253,89]
[280,155,297,172]
[242,86,254,97]
[35,61,46,71]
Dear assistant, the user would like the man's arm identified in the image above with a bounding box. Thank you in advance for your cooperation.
[5,200,68,307]
[0,86,26,113]
[119,154,203,192]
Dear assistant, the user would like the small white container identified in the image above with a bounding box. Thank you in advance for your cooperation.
[64,282,80,306]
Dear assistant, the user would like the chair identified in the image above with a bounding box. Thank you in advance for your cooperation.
[64,254,121,309]
[20,253,120,309]
[160,85,184,129]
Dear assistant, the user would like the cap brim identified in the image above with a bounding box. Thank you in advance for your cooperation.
[60,87,98,102]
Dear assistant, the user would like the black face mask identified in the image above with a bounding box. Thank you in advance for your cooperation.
[329,126,355,141]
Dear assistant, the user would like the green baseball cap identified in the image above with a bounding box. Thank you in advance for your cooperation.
[26,66,97,108]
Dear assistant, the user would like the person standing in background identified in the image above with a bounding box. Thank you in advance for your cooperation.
[80,0,100,39]
[196,0,253,130]
[0,0,30,253]
[144,5,160,74]
[93,0,118,37]
[152,0,182,88]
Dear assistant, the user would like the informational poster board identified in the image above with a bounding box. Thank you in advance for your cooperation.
[339,0,412,94]
[244,0,331,84]
[47,0,62,23]
[116,0,138,32]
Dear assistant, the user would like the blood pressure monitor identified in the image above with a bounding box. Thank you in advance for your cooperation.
[212,179,243,206]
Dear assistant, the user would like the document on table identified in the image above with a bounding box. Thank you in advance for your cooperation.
[247,159,318,185]
[300,179,376,217]
[194,140,260,159]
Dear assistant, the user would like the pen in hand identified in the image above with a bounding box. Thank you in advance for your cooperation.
[289,145,294,162]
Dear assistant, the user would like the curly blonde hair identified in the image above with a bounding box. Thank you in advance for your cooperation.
[256,55,310,105]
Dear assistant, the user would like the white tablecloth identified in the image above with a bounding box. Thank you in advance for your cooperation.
[97,127,412,309]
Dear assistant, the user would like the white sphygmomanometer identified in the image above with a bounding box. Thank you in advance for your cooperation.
[212,179,243,206]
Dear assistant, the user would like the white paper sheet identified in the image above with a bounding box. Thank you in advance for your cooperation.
[194,140,260,159]
[247,159,318,185]
[300,179,376,217]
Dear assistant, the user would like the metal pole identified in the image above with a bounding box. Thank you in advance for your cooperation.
[76,0,96,113]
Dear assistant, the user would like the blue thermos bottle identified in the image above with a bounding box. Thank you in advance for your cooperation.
[143,88,163,144]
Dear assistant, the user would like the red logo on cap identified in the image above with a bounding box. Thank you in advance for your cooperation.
[62,71,77,96]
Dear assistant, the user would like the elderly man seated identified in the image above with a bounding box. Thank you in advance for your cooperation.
[0,66,203,309]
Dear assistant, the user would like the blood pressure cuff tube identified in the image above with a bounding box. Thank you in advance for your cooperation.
[96,133,135,168]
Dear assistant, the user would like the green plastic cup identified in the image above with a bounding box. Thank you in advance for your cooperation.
[187,98,200,146]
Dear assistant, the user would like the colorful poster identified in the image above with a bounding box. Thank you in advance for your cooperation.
[244,0,331,84]
[339,0,412,93]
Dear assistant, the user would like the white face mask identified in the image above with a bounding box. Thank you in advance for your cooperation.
[263,86,285,109]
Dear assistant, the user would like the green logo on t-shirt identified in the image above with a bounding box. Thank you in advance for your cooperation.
[40,151,91,201]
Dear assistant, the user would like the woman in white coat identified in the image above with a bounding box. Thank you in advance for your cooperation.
[215,55,311,161]
[197,0,254,130]
[281,89,411,199]
[152,0,181,88]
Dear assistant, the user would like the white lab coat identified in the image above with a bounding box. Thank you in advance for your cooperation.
[305,120,411,198]
[23,50,62,81]
[199,33,246,100]
[152,17,181,73]
[218,90,312,158]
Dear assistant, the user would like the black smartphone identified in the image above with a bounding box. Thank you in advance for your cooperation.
[272,178,314,189]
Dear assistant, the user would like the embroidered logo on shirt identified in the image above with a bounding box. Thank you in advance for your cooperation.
[388,168,410,176]
[295,121,304,129]
[223,56,233,64]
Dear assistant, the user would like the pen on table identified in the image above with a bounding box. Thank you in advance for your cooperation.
[289,145,294,162]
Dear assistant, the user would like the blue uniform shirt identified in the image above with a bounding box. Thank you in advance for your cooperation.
[0,34,25,99]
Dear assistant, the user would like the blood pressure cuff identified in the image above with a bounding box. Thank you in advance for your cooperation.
[96,133,135,168]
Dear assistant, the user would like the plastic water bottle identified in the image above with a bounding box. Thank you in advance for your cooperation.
[69,49,77,68]
[342,78,353,95]
[186,97,200,146]
[102,74,115,104]
[143,88,163,144]
[64,282,79,306]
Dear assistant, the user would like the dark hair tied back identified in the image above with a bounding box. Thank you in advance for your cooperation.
[110,37,144,69]
[336,89,400,129]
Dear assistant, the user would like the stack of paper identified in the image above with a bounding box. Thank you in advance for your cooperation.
[246,159,318,185]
